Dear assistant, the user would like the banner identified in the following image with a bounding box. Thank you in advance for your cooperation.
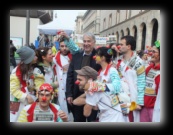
[74,34,108,45]
[95,37,108,45]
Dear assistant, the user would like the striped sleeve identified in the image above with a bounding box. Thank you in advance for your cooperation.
[10,74,27,102]
[33,68,45,92]
[109,68,121,94]
[136,72,146,105]
[17,108,28,122]
[64,38,80,54]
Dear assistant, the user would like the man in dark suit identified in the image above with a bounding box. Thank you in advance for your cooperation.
[60,32,101,122]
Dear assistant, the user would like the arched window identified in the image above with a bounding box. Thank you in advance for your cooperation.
[151,19,158,46]
[141,23,146,50]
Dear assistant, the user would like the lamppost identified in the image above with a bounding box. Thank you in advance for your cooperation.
[26,10,30,46]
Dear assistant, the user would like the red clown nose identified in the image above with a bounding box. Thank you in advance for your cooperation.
[75,80,80,85]
[93,56,96,60]
[42,96,47,101]
[146,45,149,48]
[148,52,152,56]
[57,31,62,35]
[117,45,121,49]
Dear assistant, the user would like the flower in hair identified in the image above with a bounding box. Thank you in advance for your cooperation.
[107,49,113,55]
[41,49,44,52]
[144,50,148,54]
[155,40,160,48]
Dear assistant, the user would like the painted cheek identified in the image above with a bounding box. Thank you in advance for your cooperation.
[96,56,101,61]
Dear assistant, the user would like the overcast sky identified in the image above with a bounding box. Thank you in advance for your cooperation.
[54,10,87,30]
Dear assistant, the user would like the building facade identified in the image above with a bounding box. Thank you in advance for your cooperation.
[10,10,53,47]
[75,10,160,50]
[75,12,85,34]
[82,10,100,36]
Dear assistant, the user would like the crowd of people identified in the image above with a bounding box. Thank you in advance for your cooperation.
[10,31,160,122]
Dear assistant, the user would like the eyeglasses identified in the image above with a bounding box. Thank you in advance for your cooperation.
[149,50,159,53]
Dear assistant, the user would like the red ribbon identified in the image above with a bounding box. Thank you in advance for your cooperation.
[16,66,26,93]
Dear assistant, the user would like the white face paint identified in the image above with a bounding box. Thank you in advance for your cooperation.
[38,90,52,107]
[40,90,51,95]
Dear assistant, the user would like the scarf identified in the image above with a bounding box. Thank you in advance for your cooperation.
[16,65,26,93]
[27,102,58,122]
[55,51,72,68]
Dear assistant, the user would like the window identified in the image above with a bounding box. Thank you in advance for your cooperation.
[109,14,112,27]
[116,10,120,24]
[103,18,106,30]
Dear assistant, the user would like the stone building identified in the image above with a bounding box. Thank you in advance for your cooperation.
[75,10,160,50]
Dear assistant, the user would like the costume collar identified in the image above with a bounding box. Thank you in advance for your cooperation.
[83,51,92,56]
[98,63,112,76]
[151,63,160,70]
[55,51,72,68]
[38,62,51,73]
[27,102,58,122]
[16,65,26,93]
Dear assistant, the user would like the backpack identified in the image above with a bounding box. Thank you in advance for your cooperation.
[34,65,45,76]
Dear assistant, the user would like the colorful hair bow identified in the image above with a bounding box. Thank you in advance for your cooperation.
[144,50,148,54]
[107,49,113,55]
[155,40,160,48]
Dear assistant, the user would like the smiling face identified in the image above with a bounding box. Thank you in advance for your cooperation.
[150,46,160,64]
[76,75,88,91]
[42,49,53,63]
[83,35,95,54]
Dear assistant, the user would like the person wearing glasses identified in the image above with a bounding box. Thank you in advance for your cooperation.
[17,83,68,122]
[140,40,160,122]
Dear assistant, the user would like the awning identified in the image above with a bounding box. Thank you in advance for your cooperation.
[10,10,52,24]
[37,19,74,35]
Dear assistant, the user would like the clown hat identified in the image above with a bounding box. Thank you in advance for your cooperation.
[39,83,53,93]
